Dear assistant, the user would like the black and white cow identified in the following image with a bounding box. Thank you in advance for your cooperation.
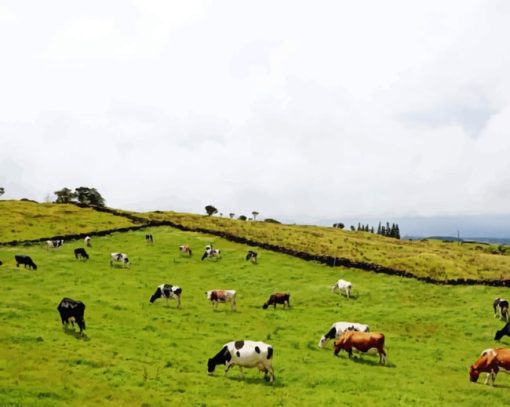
[494,298,509,322]
[84,236,92,247]
[74,248,89,260]
[318,321,370,348]
[146,234,153,244]
[246,250,258,264]
[15,255,37,270]
[495,323,510,341]
[110,252,130,268]
[331,279,353,298]
[149,284,182,308]
[57,297,86,335]
[179,245,193,256]
[201,245,221,261]
[46,239,64,249]
[207,340,274,382]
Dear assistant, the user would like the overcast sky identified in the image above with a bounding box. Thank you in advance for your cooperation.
[1,1,510,225]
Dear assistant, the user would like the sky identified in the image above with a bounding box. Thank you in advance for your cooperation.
[1,1,510,231]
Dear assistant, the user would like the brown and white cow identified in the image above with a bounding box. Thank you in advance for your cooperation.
[333,331,387,364]
[179,245,192,256]
[206,290,236,310]
[469,348,510,385]
[262,292,290,309]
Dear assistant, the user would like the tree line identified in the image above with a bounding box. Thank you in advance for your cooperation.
[333,221,400,239]
[54,187,106,207]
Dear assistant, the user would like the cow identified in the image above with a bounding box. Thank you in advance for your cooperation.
[201,245,221,261]
[14,255,37,270]
[494,298,509,322]
[74,248,89,260]
[262,292,290,309]
[246,250,258,264]
[331,279,352,298]
[0,260,3,266]
[318,321,370,348]
[495,322,510,341]
[469,348,510,385]
[206,290,236,310]
[207,340,274,383]
[149,284,182,308]
[179,245,193,257]
[46,239,64,249]
[146,234,153,244]
[57,297,86,335]
[110,252,130,268]
[333,331,387,364]
[84,236,92,247]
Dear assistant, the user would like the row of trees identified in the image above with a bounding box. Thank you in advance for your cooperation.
[54,187,106,207]
[333,221,401,239]
[205,205,260,221]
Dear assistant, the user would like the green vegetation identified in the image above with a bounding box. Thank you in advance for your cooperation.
[0,200,137,243]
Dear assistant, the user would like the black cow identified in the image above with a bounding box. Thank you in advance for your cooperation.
[495,322,510,341]
[15,255,37,270]
[74,248,89,260]
[262,292,290,309]
[146,234,153,244]
[494,298,509,321]
[246,250,258,264]
[57,298,86,334]
[149,284,182,308]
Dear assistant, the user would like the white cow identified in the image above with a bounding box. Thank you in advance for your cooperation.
[201,245,221,261]
[318,321,370,348]
[331,279,352,298]
[84,236,91,247]
[110,252,130,268]
[207,340,274,382]
[206,290,236,310]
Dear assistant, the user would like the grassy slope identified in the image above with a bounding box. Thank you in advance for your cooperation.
[137,211,510,281]
[0,200,137,243]
[0,227,509,406]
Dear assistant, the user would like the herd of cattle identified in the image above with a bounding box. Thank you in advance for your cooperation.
[2,233,510,385]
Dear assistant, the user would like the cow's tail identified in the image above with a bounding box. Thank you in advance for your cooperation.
[267,346,273,360]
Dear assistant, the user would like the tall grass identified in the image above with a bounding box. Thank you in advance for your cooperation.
[0,227,508,406]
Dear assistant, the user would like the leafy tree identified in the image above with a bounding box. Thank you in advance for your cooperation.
[0,187,4,197]
[350,225,355,231]
[205,205,218,216]
[264,218,281,224]
[333,222,344,229]
[54,187,76,203]
[239,215,247,221]
[75,187,106,207]
[229,213,235,219]
[252,211,259,220]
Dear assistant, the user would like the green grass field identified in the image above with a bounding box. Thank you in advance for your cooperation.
[1,226,509,406]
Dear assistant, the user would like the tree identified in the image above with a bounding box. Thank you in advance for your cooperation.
[205,205,218,216]
[252,211,259,220]
[239,215,247,221]
[0,187,4,197]
[264,218,281,224]
[75,187,106,207]
[54,187,76,204]
[333,222,345,229]
[229,213,235,219]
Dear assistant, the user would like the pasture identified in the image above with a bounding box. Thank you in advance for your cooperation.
[0,226,509,406]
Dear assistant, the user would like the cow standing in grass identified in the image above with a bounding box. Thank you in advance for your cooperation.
[149,284,182,308]
[331,279,352,298]
[110,253,130,268]
[319,322,370,348]
[207,340,274,383]
[470,348,510,385]
[262,292,290,309]
[202,245,221,261]
[57,298,86,335]
[333,331,387,364]
[179,245,192,256]
[74,248,89,260]
[494,298,509,322]
[206,290,236,310]
[246,250,258,264]
[84,236,91,247]
[15,255,37,270]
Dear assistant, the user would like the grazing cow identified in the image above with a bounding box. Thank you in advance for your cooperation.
[331,279,352,298]
[57,297,86,335]
[469,348,510,385]
[206,290,236,310]
[495,322,510,341]
[494,298,509,322]
[74,248,89,260]
[110,252,130,268]
[262,292,290,309]
[179,245,192,257]
[246,250,258,264]
[14,255,37,270]
[149,284,182,308]
[146,234,153,244]
[0,260,3,266]
[319,321,370,348]
[84,236,91,247]
[207,340,274,383]
[333,331,387,364]
[46,239,64,249]
[201,245,221,261]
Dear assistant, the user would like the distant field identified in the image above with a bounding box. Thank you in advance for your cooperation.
[0,200,137,243]
[0,227,509,406]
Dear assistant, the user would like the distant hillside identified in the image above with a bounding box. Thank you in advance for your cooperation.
[2,200,510,282]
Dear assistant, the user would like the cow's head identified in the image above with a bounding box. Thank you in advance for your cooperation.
[469,366,480,382]
[150,288,162,303]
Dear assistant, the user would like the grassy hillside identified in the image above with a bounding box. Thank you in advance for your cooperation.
[0,227,508,406]
[137,210,510,281]
[0,200,137,243]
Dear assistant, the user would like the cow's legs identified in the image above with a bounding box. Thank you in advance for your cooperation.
[238,366,244,378]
